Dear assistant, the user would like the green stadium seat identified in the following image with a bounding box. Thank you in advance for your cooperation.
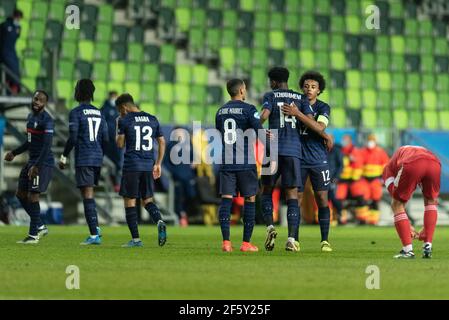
[92,62,109,82]
[158,104,172,124]
[192,65,208,85]
[330,34,344,51]
[61,41,78,60]
[300,0,314,14]
[112,25,128,43]
[435,38,448,55]
[378,109,392,127]
[436,75,449,92]
[252,49,268,68]
[128,43,143,62]
[406,73,421,91]
[361,71,376,89]
[140,103,156,115]
[269,49,284,66]
[362,109,377,129]
[285,0,300,13]
[253,31,268,48]
[392,91,406,109]
[316,0,331,15]
[205,105,218,124]
[285,14,301,31]
[29,19,46,39]
[330,89,345,108]
[251,67,267,93]
[221,9,239,28]
[419,37,434,55]
[377,90,392,109]
[190,105,205,122]
[377,54,390,72]
[439,111,449,129]
[94,42,110,62]
[206,29,221,53]
[80,23,96,41]
[207,9,222,28]
[58,60,74,80]
[423,91,437,110]
[49,2,65,21]
[419,20,433,37]
[174,84,190,104]
[269,31,285,49]
[81,4,98,22]
[390,36,405,54]
[424,111,438,130]
[176,65,192,84]
[110,42,127,60]
[299,15,314,32]
[124,82,141,101]
[346,89,361,109]
[362,89,377,109]
[46,20,63,42]
[144,44,160,64]
[207,86,223,104]
[175,8,191,32]
[57,79,73,102]
[219,47,235,72]
[96,23,112,42]
[75,60,92,79]
[191,85,207,105]
[300,33,314,50]
[254,12,269,30]
[345,0,360,15]
[390,55,405,72]
[330,108,346,128]
[315,51,330,69]
[330,51,346,70]
[315,33,330,51]
[109,61,126,82]
[390,1,404,18]
[405,37,419,54]
[209,0,224,10]
[98,4,114,24]
[437,93,449,110]
[222,29,237,47]
[376,71,391,90]
[63,27,80,42]
[421,56,434,73]
[285,49,299,69]
[126,63,142,82]
[345,15,361,34]
[191,9,207,28]
[270,12,283,30]
[189,28,205,57]
[393,109,408,130]
[240,0,255,11]
[409,110,423,129]
[406,91,422,110]
[421,74,435,91]
[160,44,176,64]
[142,64,159,83]
[300,50,315,69]
[404,19,418,36]
[158,83,174,104]
[360,52,374,71]
[236,47,252,72]
[78,40,94,62]
[23,58,40,79]
[140,83,157,103]
[331,16,345,33]
[346,70,361,89]
[16,0,33,19]
[389,18,404,35]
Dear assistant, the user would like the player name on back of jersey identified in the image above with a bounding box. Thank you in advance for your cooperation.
[134,116,150,122]
[83,109,101,116]
[273,92,302,100]
[218,108,243,115]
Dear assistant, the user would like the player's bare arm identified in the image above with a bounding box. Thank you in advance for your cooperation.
[259,108,270,124]
[153,136,166,179]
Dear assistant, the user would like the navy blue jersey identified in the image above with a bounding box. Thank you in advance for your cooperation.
[26,110,54,166]
[215,100,263,172]
[300,99,330,168]
[262,89,313,159]
[118,111,163,172]
[68,104,108,167]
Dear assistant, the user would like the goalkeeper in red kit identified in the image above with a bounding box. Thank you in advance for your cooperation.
[383,146,441,259]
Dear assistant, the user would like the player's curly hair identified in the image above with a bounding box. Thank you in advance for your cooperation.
[299,71,326,94]
[268,67,289,83]
[74,79,95,102]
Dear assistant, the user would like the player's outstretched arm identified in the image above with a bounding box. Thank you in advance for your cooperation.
[5,140,29,161]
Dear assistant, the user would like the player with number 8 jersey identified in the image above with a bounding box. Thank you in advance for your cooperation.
[60,79,108,245]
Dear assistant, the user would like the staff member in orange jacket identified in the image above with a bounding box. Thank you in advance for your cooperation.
[360,134,389,225]
[336,134,369,223]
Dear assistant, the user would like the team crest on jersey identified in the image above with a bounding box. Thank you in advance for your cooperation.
[254,112,260,119]
[34,122,38,128]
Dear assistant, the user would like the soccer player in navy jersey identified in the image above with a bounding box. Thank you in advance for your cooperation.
[115,93,167,247]
[59,79,108,245]
[259,67,313,252]
[4,90,54,244]
[216,79,266,252]
[282,71,333,252]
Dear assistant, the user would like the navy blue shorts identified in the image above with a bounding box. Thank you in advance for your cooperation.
[76,166,101,188]
[119,171,154,199]
[219,169,258,197]
[18,163,53,193]
[298,165,331,192]
[261,156,302,188]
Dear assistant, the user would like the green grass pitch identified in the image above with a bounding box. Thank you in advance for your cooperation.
[1,225,449,299]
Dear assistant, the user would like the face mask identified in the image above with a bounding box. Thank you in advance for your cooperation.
[13,19,20,26]
[367,140,376,149]
[110,99,116,107]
